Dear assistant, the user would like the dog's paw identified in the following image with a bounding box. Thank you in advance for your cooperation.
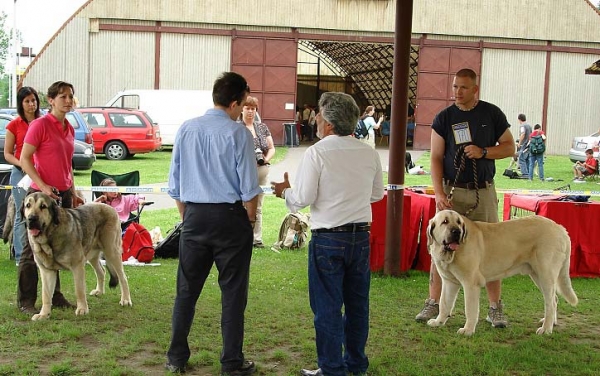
[457,327,475,336]
[536,326,553,335]
[31,313,50,321]
[89,289,103,296]
[120,299,133,307]
[75,306,89,316]
[427,319,443,327]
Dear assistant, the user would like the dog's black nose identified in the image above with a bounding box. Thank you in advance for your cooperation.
[450,228,461,237]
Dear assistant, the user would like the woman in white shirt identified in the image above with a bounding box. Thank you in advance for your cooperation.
[361,105,383,148]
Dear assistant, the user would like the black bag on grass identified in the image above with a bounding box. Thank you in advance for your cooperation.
[154,222,182,259]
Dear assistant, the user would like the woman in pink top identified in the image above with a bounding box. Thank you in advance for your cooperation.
[95,178,145,222]
[4,87,41,265]
[17,81,82,315]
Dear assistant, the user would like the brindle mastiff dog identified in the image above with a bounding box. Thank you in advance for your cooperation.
[426,210,578,335]
[23,192,132,320]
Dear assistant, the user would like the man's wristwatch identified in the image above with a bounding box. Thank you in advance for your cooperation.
[481,148,488,159]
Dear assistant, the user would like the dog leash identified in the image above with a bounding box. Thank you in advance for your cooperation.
[447,145,479,216]
[52,188,63,207]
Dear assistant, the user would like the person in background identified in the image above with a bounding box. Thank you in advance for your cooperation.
[517,113,532,176]
[302,103,311,141]
[295,105,303,140]
[272,92,384,376]
[528,124,546,181]
[3,86,41,265]
[239,96,275,248]
[308,105,316,142]
[407,104,416,145]
[416,68,515,329]
[165,72,261,375]
[94,178,146,222]
[360,105,384,149]
[18,81,83,315]
[573,148,597,182]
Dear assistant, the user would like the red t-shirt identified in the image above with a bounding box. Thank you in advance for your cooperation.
[24,114,75,191]
[585,156,598,175]
[6,116,30,160]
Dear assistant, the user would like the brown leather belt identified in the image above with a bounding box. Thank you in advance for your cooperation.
[312,222,370,233]
[443,179,494,190]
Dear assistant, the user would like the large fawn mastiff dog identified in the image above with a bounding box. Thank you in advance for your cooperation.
[426,210,578,335]
[23,192,132,320]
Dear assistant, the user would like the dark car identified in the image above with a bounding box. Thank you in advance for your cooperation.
[0,108,17,117]
[0,114,14,136]
[0,136,96,171]
[78,107,161,160]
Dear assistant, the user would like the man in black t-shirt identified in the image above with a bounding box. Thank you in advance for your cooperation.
[415,68,516,329]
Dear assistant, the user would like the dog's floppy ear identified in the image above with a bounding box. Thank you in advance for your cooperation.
[20,196,27,221]
[49,197,60,225]
[460,220,467,243]
[426,218,436,254]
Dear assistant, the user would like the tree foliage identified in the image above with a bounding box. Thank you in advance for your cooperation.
[0,12,9,78]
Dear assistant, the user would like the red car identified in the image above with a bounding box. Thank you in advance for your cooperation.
[78,107,161,160]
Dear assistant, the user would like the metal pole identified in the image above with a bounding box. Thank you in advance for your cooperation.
[383,0,413,276]
[11,0,18,107]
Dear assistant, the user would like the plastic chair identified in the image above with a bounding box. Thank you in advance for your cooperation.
[91,170,153,231]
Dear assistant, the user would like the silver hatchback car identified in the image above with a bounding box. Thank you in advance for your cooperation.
[569,132,600,162]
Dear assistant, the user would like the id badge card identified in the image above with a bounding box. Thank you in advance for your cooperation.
[452,122,472,145]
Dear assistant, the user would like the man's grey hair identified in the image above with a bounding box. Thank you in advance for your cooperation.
[318,92,360,136]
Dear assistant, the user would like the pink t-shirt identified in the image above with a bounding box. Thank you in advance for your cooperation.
[24,114,75,191]
[6,116,30,160]
[108,194,144,222]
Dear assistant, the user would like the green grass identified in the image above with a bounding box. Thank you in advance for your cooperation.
[1,149,599,375]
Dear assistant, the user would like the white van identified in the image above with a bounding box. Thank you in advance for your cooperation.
[105,90,213,146]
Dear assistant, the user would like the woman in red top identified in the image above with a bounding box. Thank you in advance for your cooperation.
[17,81,83,315]
[4,87,41,265]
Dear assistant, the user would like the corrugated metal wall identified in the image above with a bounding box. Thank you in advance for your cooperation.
[159,34,231,90]
[88,30,155,106]
[24,18,89,101]
[547,52,600,155]
[479,49,546,147]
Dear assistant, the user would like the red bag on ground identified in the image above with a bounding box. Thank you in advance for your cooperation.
[122,222,155,263]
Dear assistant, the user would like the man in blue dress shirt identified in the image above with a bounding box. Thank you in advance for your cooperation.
[166,72,262,376]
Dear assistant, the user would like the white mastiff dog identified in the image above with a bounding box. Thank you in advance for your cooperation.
[426,210,578,335]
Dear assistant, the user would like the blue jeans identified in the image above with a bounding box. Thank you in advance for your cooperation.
[518,149,530,175]
[308,231,371,376]
[9,167,27,263]
[528,153,544,181]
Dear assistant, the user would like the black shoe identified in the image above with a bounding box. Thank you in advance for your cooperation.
[19,306,39,315]
[253,241,265,248]
[165,362,186,373]
[300,369,323,376]
[52,297,76,309]
[221,360,256,376]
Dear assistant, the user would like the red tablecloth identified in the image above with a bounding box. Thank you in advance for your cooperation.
[370,190,436,273]
[503,194,600,278]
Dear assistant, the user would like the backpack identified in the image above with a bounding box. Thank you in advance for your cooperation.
[122,222,155,263]
[354,119,369,139]
[530,134,546,155]
[154,222,182,259]
[271,212,310,252]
